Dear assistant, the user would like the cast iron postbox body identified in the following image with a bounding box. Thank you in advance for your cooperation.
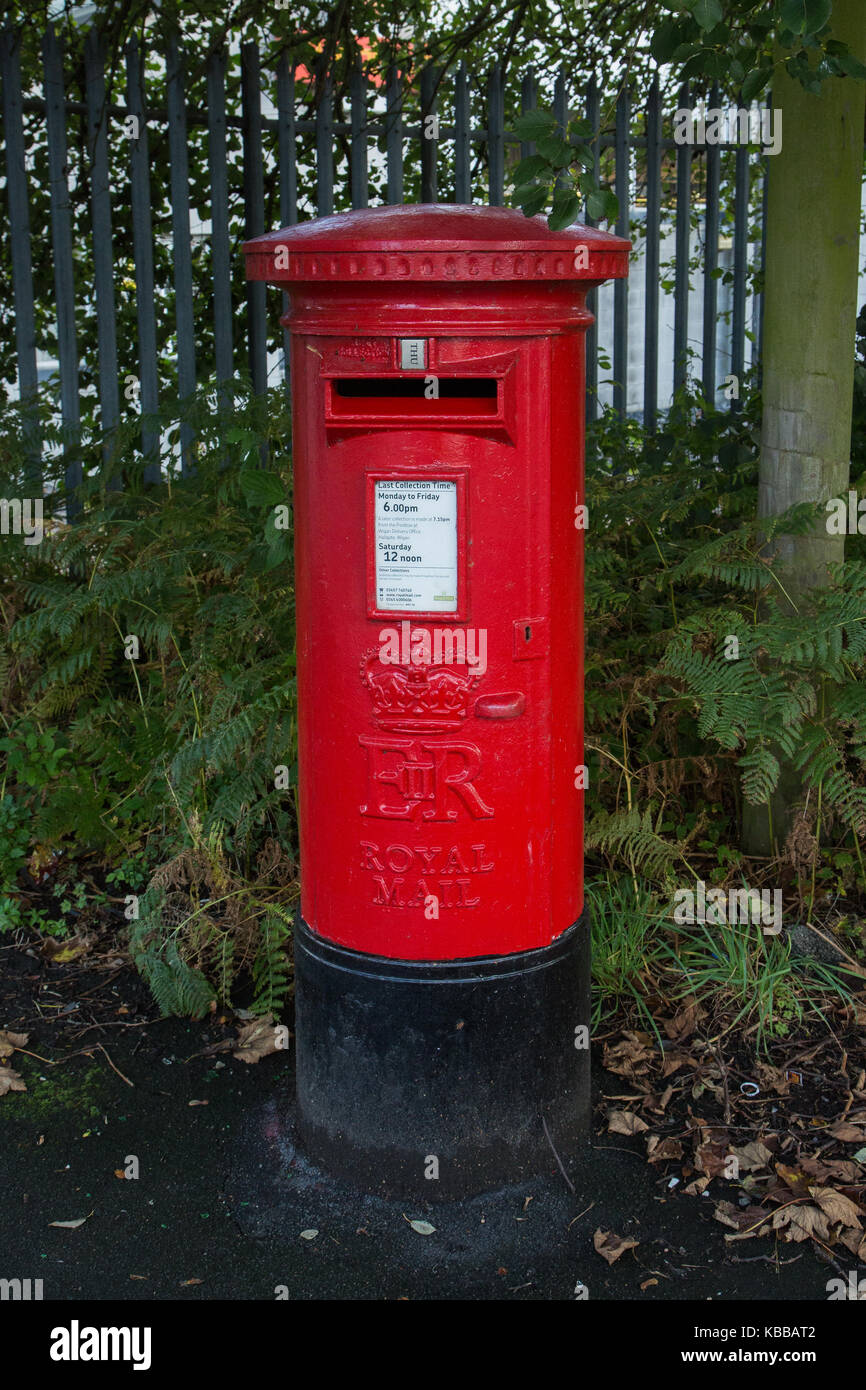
[244,205,629,1196]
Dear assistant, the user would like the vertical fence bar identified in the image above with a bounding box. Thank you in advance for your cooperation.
[242,41,267,397]
[643,75,661,431]
[613,86,630,419]
[167,36,196,470]
[277,55,298,224]
[277,53,298,386]
[454,64,470,203]
[420,65,439,203]
[553,67,567,192]
[126,38,160,483]
[1,29,40,486]
[315,66,333,216]
[386,64,403,204]
[43,27,82,507]
[349,58,367,210]
[673,83,691,394]
[207,49,233,397]
[731,140,749,410]
[520,68,536,158]
[84,28,119,481]
[584,75,600,424]
[702,83,721,407]
[487,64,504,205]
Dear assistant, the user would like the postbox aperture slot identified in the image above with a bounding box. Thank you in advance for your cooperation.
[335,377,497,399]
[329,377,499,419]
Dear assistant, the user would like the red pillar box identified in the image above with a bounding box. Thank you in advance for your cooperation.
[244,206,629,1196]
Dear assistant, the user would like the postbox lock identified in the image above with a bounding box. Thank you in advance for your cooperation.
[399,338,427,369]
[513,617,549,660]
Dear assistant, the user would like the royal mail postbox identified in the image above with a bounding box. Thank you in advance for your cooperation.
[244,205,629,1196]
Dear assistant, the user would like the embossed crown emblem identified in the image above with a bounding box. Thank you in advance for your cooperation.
[362,652,482,732]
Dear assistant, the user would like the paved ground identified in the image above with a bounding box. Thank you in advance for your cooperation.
[0,1006,837,1302]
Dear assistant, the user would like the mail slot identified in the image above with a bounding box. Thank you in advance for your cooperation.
[244,204,630,1196]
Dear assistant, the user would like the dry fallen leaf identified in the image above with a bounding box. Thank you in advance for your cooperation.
[0,1065,26,1097]
[602,1032,656,1081]
[41,936,87,963]
[232,1015,280,1064]
[644,1085,675,1115]
[695,1140,730,1180]
[754,1062,791,1096]
[730,1140,774,1174]
[664,1000,701,1043]
[50,1218,87,1229]
[593,1228,639,1265]
[662,1051,695,1078]
[684,1175,711,1196]
[827,1123,866,1143]
[775,1162,813,1198]
[819,1159,866,1183]
[0,1030,28,1060]
[772,1203,831,1244]
[608,1110,649,1136]
[838,1227,866,1260]
[810,1186,863,1229]
[404,1217,436,1236]
[299,1229,319,1240]
[646,1134,684,1164]
[179,1278,203,1286]
[714,1199,772,1239]
[188,1099,209,1107]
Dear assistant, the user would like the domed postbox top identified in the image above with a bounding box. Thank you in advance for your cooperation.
[243,203,630,286]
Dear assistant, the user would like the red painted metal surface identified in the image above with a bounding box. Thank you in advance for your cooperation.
[244,205,629,961]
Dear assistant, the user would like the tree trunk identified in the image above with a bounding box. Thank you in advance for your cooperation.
[742,1,866,856]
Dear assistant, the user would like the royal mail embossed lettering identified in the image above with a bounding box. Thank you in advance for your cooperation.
[359,735,494,821]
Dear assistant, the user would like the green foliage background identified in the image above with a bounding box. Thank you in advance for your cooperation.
[1,359,865,1016]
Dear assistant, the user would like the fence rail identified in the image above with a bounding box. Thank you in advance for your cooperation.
[0,26,768,497]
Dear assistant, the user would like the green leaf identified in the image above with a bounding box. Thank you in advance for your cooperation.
[838,50,866,80]
[780,0,832,36]
[535,134,573,167]
[681,52,712,80]
[511,181,547,204]
[572,144,596,170]
[741,65,772,102]
[651,17,691,63]
[569,117,595,140]
[586,188,618,223]
[548,190,581,231]
[513,109,557,141]
[512,184,549,218]
[239,469,286,507]
[672,41,703,63]
[689,0,723,32]
[511,154,549,183]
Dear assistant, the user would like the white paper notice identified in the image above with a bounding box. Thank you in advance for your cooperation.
[374,479,458,612]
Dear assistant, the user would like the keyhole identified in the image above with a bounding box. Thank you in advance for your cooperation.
[524,625,532,642]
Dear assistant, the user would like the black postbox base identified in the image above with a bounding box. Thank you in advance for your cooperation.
[292,912,590,1199]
